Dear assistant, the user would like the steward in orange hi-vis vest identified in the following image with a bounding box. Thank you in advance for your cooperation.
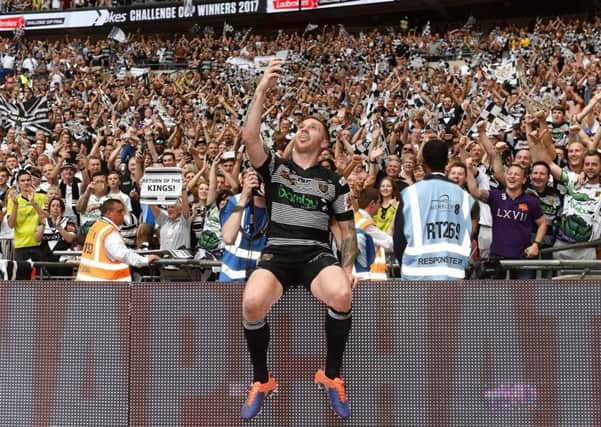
[76,219,132,281]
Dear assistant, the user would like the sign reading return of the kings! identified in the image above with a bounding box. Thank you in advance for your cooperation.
[140,167,183,205]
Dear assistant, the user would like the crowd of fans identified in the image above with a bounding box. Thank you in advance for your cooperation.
[1,14,601,279]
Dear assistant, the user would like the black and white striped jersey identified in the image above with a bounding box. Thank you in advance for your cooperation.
[256,151,354,254]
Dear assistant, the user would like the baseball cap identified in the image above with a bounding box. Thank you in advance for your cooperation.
[61,162,75,170]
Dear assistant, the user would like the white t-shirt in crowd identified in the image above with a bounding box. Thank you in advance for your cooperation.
[2,54,15,70]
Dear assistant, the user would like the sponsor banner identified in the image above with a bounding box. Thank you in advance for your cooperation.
[0,10,108,30]
[1,280,601,425]
[266,0,392,13]
[140,167,182,205]
[0,0,265,32]
[0,16,25,30]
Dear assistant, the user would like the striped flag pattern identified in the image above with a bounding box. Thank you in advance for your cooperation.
[0,95,52,135]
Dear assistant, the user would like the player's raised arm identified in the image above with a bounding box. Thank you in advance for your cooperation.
[241,58,283,168]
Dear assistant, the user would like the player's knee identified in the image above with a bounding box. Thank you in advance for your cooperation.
[242,295,267,322]
[329,288,352,313]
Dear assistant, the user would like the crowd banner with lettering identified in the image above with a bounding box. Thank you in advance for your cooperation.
[140,167,182,205]
[108,0,265,23]
[0,0,266,32]
[266,0,392,13]
[1,280,601,426]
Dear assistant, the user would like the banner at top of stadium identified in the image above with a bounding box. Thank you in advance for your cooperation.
[266,0,392,13]
[0,0,395,31]
[0,0,266,31]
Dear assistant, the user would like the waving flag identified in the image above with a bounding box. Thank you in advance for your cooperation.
[183,0,194,16]
[304,23,318,34]
[468,99,516,137]
[223,21,234,34]
[0,95,51,134]
[108,26,128,44]
[482,56,519,87]
[463,16,476,31]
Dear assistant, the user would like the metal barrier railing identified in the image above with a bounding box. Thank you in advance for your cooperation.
[29,238,601,281]
[498,239,601,279]
[538,239,601,255]
[384,239,601,280]
[34,257,222,281]
[499,260,601,280]
[31,258,601,281]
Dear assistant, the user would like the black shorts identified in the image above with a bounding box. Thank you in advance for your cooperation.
[256,246,339,291]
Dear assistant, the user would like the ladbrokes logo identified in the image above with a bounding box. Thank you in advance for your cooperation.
[108,11,127,23]
[271,0,317,9]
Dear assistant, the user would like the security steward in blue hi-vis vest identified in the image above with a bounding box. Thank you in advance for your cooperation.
[393,139,479,280]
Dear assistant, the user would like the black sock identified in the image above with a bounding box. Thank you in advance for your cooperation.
[243,319,270,383]
[325,308,352,379]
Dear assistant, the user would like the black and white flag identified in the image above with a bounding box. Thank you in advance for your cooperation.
[338,24,349,38]
[482,56,519,87]
[529,85,563,112]
[529,17,543,48]
[533,17,542,35]
[422,21,431,37]
[14,27,24,41]
[470,51,493,69]
[408,55,426,70]
[108,26,127,44]
[65,120,90,141]
[98,89,114,111]
[223,22,234,34]
[241,27,253,42]
[130,67,150,87]
[463,16,476,31]
[304,23,318,34]
[406,93,426,109]
[468,99,515,136]
[183,0,194,16]
[222,62,255,97]
[236,96,252,126]
[0,96,51,135]
[307,65,322,93]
